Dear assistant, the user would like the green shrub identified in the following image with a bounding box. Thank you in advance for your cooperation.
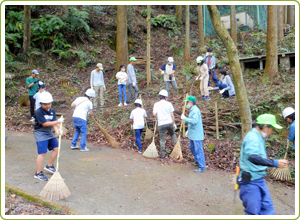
[151,15,181,37]
[141,8,154,17]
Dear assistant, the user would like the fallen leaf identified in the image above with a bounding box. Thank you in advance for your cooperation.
[10,194,16,198]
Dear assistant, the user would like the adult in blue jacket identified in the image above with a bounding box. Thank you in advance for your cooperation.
[239,114,288,215]
[283,107,295,149]
[181,96,205,173]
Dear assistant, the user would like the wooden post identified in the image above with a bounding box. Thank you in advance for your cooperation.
[215,101,219,140]
[146,5,151,87]
[182,106,186,137]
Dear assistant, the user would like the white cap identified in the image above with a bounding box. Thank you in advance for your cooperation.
[96,63,103,70]
[86,88,95,97]
[196,56,203,63]
[32,70,39,75]
[283,107,295,118]
[134,99,142,105]
[159,89,168,97]
[39,92,53,103]
[168,57,174,63]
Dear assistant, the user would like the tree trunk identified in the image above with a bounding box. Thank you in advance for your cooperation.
[198,5,205,48]
[23,5,31,55]
[178,5,182,24]
[207,6,252,138]
[277,6,284,42]
[287,5,294,26]
[146,5,151,87]
[184,5,190,62]
[230,6,237,45]
[264,5,278,79]
[115,5,128,73]
[284,5,287,24]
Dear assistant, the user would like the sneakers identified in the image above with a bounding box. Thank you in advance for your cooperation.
[93,108,97,112]
[100,107,104,111]
[134,141,137,147]
[205,97,210,101]
[201,96,206,100]
[138,150,143,154]
[194,168,205,173]
[159,155,166,159]
[80,147,89,152]
[30,117,35,122]
[44,165,56,174]
[118,103,123,107]
[71,145,79,150]
[126,101,131,104]
[193,161,199,166]
[34,171,48,181]
[124,102,128,106]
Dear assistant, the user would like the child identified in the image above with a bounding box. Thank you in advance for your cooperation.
[283,107,295,149]
[34,92,64,181]
[196,56,210,101]
[218,69,235,99]
[33,81,46,111]
[116,65,128,107]
[130,99,147,153]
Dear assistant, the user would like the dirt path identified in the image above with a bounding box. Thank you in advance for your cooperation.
[4,131,296,215]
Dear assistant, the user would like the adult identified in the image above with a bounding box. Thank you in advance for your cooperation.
[34,92,64,181]
[159,57,178,95]
[283,107,295,149]
[70,89,95,152]
[239,114,288,215]
[153,89,178,159]
[90,63,106,111]
[116,65,128,107]
[196,56,210,101]
[218,69,236,99]
[203,48,219,87]
[181,96,205,173]
[126,57,139,104]
[26,70,40,122]
[33,81,46,111]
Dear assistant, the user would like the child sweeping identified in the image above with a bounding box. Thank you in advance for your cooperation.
[129,99,147,153]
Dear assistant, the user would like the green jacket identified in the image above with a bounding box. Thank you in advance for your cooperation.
[26,77,38,96]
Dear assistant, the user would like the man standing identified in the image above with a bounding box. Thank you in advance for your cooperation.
[153,89,178,159]
[26,70,40,122]
[282,107,295,150]
[159,57,178,95]
[181,96,205,173]
[203,48,219,87]
[126,57,139,104]
[239,114,288,215]
[90,63,106,111]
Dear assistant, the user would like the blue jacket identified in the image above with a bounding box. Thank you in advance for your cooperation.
[288,120,295,149]
[183,105,204,141]
[239,128,278,181]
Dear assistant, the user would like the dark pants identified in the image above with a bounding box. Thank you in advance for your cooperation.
[158,123,178,156]
[29,96,35,117]
[208,69,219,87]
[218,83,229,97]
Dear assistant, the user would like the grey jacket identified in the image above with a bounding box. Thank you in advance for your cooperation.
[127,64,137,84]
[219,75,235,97]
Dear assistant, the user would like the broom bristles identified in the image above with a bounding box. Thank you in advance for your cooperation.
[39,171,71,201]
[170,140,183,161]
[144,127,153,141]
[143,141,159,158]
[270,167,292,182]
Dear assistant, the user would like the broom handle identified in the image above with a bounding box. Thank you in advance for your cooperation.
[139,94,149,127]
[152,120,157,142]
[284,140,290,159]
[56,115,63,171]
[178,93,189,135]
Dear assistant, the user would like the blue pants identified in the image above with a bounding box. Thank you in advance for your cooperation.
[126,83,139,102]
[239,177,275,215]
[118,84,126,103]
[208,69,219,87]
[189,140,205,170]
[218,83,229,97]
[71,117,87,149]
[135,129,143,151]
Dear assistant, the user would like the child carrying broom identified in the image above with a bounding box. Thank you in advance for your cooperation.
[129,99,147,153]
[34,92,64,181]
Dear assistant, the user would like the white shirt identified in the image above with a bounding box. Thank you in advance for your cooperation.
[116,71,128,85]
[90,69,105,88]
[72,97,93,121]
[33,91,44,110]
[153,100,174,126]
[130,108,147,129]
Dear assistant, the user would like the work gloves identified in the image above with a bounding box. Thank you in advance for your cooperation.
[185,130,188,137]
[219,89,225,94]
[199,77,203,81]
[34,80,39,84]
[173,123,177,130]
[161,71,165,75]
[56,129,64,136]
[181,114,186,120]
[132,82,136,87]
[57,117,64,123]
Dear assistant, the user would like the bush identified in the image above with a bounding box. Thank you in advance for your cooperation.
[141,8,154,17]
[151,14,181,37]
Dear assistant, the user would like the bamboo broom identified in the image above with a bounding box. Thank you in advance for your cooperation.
[39,116,71,201]
[91,115,120,148]
[170,93,189,161]
[270,140,292,182]
[139,94,153,141]
[142,120,159,158]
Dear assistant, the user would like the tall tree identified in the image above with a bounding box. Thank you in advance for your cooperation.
[115,5,128,72]
[207,6,252,138]
[287,5,294,26]
[198,5,205,48]
[264,5,278,79]
[277,6,284,42]
[23,5,31,55]
[230,5,237,45]
[184,5,190,62]
[146,5,151,87]
[176,5,183,24]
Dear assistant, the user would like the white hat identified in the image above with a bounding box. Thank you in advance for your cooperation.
[39,92,53,103]
[168,57,174,63]
[96,63,103,70]
[196,56,203,63]
[86,88,95,97]
[134,99,142,105]
[159,89,168,97]
[283,107,295,118]
[32,70,39,75]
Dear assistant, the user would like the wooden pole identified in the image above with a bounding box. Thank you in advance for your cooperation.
[215,101,219,139]
[146,5,151,87]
